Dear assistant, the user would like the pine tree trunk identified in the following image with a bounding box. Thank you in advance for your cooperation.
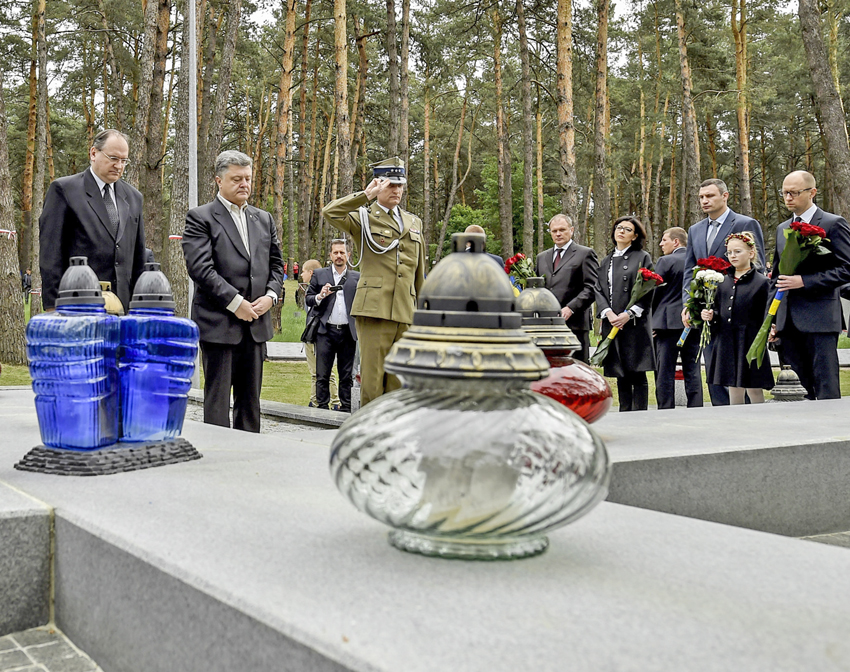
[206,0,241,186]
[423,84,431,255]
[799,0,850,215]
[592,0,610,257]
[399,0,410,207]
[675,0,701,225]
[30,0,47,316]
[386,0,399,156]
[273,0,297,255]
[433,97,476,264]
[333,0,352,196]
[517,0,534,256]
[493,9,513,258]
[167,4,193,318]
[536,90,545,254]
[731,0,752,216]
[124,0,159,188]
[97,0,126,130]
[297,0,314,266]
[0,75,27,364]
[556,0,578,222]
[142,0,171,271]
[19,23,37,276]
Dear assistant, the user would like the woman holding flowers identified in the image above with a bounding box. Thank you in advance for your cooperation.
[700,232,774,404]
[594,216,656,411]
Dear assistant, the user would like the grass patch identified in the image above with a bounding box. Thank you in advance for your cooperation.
[272,279,307,343]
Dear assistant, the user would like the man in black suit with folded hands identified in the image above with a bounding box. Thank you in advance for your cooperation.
[535,214,598,363]
[769,170,850,400]
[652,227,702,408]
[306,239,360,413]
[182,150,284,432]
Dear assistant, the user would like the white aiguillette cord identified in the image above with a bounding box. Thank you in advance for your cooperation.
[350,206,399,269]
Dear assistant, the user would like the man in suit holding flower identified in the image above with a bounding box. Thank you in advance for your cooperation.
[769,170,850,399]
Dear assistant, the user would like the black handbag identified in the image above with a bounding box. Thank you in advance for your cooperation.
[300,311,321,344]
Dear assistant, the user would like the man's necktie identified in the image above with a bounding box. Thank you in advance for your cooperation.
[793,216,803,224]
[554,248,564,270]
[706,220,719,250]
[102,184,120,237]
[392,208,404,233]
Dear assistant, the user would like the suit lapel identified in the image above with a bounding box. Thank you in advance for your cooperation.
[214,199,250,261]
[84,170,117,240]
[711,211,735,257]
[115,181,129,243]
[553,245,578,276]
[246,207,264,261]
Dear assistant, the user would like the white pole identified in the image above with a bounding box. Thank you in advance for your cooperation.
[188,0,200,388]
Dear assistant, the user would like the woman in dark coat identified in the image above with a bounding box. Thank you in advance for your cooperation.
[701,231,774,403]
[595,216,656,411]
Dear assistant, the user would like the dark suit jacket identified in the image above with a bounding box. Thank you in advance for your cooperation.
[182,198,284,345]
[39,168,146,310]
[305,267,360,341]
[682,209,766,301]
[651,248,687,330]
[535,243,599,331]
[772,207,850,333]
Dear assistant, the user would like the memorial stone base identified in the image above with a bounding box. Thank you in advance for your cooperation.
[2,387,850,671]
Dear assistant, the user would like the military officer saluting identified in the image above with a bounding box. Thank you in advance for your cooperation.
[322,157,426,406]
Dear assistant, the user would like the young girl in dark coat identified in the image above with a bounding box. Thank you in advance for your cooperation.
[595,216,656,411]
[700,231,775,404]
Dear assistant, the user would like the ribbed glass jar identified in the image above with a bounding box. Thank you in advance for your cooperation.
[119,307,199,442]
[330,375,610,560]
[27,304,120,449]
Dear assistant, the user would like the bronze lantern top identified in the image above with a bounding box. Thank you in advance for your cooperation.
[384,233,549,380]
[515,277,580,353]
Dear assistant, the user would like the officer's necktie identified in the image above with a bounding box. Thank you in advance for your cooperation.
[102,184,120,237]
[392,208,404,233]
[705,220,719,251]
[553,248,564,270]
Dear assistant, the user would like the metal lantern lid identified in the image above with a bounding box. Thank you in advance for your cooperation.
[516,277,581,352]
[771,365,807,402]
[130,262,176,310]
[55,257,105,306]
[98,282,126,315]
[384,233,549,380]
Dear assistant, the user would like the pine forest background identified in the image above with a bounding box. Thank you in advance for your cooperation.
[1,0,850,364]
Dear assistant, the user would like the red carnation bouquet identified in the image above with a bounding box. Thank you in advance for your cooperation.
[591,267,664,366]
[746,220,831,366]
[504,253,536,290]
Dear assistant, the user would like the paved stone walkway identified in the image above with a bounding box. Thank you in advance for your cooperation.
[0,628,101,672]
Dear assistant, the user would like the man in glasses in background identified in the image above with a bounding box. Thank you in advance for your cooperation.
[39,128,146,311]
[769,170,850,399]
[681,178,765,406]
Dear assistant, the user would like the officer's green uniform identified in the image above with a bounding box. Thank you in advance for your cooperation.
[322,190,426,406]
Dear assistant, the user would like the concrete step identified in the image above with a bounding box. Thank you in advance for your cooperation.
[3,388,850,671]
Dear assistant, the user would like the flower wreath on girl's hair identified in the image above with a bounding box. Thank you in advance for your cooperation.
[724,231,756,247]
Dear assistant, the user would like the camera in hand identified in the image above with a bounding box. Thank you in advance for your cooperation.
[328,274,347,293]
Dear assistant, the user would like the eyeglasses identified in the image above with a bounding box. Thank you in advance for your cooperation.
[98,150,131,166]
[614,226,635,233]
[780,187,812,198]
